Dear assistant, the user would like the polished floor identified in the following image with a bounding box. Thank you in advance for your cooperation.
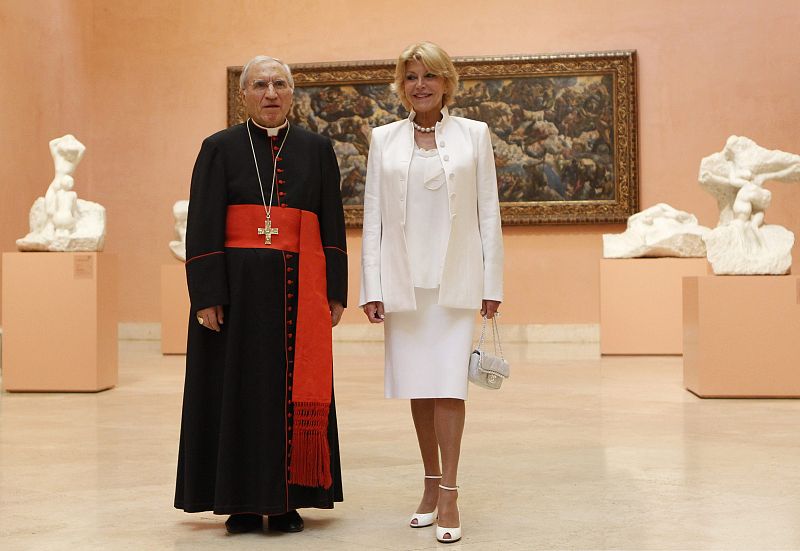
[1,340,800,550]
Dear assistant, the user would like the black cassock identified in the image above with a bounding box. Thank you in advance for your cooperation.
[174,122,347,515]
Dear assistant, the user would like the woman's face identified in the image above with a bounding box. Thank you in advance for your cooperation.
[403,59,445,117]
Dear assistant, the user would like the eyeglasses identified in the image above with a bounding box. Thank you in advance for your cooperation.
[248,79,292,93]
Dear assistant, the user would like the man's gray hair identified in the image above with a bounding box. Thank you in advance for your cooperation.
[239,55,295,90]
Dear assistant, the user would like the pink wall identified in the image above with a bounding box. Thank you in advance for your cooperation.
[0,1,93,322]
[2,0,799,326]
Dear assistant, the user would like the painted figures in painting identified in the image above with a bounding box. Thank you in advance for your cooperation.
[289,75,615,205]
[456,76,614,203]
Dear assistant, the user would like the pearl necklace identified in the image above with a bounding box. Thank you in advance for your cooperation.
[412,121,436,133]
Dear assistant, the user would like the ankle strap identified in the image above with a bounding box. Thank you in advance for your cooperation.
[439,484,459,491]
[424,475,442,479]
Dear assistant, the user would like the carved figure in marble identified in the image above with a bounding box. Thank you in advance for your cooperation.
[699,136,800,274]
[16,134,106,252]
[603,203,710,258]
[169,200,189,261]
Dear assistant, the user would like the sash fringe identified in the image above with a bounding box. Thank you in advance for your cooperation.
[288,402,332,489]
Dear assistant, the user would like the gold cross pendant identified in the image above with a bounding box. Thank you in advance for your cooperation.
[258,217,279,244]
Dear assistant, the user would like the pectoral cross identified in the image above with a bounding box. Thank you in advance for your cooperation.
[258,217,279,244]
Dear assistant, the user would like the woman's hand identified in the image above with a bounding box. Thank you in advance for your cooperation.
[481,300,501,319]
[329,300,344,327]
[196,305,224,332]
[363,301,385,324]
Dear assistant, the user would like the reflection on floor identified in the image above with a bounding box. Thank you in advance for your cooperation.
[1,340,799,550]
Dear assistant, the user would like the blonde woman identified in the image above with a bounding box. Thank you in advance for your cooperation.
[360,42,504,543]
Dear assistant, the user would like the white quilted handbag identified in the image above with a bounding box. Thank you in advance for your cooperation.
[468,315,510,390]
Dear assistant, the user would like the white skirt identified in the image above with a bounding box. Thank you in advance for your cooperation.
[384,287,475,399]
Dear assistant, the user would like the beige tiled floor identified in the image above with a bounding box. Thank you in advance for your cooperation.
[2,340,800,550]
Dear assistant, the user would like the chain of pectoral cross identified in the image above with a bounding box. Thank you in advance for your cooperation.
[246,118,290,245]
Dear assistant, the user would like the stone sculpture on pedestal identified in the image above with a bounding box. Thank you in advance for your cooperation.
[699,136,800,274]
[603,203,710,258]
[169,200,189,261]
[16,134,106,252]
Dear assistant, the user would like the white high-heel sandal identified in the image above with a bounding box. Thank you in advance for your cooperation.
[409,475,441,528]
[435,484,461,543]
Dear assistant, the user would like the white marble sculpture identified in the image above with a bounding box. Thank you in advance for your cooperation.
[169,200,189,261]
[699,136,800,274]
[603,203,710,258]
[16,134,106,252]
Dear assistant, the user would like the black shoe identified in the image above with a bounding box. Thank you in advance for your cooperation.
[267,510,304,533]
[225,513,262,534]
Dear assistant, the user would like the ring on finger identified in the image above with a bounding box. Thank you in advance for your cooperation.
[197,316,204,325]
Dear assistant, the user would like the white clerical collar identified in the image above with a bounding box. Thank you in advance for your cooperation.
[250,118,289,136]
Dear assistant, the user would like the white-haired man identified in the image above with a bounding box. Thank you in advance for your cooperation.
[175,55,347,535]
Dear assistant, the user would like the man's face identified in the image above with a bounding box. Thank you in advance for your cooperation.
[241,62,294,128]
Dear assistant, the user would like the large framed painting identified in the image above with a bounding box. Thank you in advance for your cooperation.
[227,50,638,226]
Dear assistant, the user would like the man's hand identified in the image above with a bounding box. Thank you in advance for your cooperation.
[196,305,224,332]
[329,300,344,327]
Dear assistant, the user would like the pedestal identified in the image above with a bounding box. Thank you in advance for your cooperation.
[600,258,709,355]
[683,275,800,397]
[160,264,189,355]
[1,252,118,392]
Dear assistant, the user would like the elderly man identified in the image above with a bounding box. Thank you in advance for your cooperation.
[174,55,347,535]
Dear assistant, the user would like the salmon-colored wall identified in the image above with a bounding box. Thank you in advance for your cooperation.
[2,0,799,326]
[0,1,93,323]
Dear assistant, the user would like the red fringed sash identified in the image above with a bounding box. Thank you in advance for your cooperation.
[226,205,333,489]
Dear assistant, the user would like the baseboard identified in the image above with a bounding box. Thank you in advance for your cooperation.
[118,323,161,341]
[333,323,385,341]
[114,322,599,343]
[504,324,599,343]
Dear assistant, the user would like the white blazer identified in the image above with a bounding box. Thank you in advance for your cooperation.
[359,107,504,312]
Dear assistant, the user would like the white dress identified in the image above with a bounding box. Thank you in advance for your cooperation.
[384,145,475,399]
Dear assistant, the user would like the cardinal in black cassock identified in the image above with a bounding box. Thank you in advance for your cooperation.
[174,56,347,535]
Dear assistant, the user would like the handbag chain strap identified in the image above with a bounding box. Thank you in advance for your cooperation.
[476,314,505,361]
[491,315,505,361]
[476,316,488,351]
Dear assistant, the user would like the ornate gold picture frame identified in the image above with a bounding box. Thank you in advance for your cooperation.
[228,50,638,226]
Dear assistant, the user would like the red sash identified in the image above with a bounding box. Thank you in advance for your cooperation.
[226,205,333,489]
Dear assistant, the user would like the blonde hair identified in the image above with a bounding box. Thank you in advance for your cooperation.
[393,42,459,111]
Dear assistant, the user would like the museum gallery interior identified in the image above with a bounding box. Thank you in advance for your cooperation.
[1,1,799,549]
